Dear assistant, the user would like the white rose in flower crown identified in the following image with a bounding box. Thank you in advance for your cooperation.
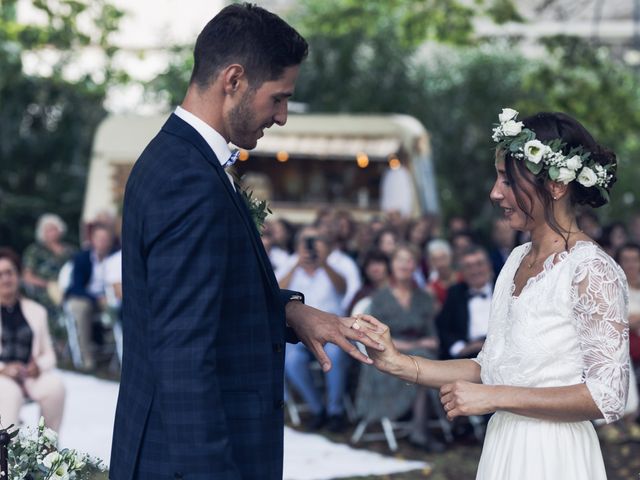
[502,120,524,136]
[565,155,582,171]
[577,167,598,187]
[523,139,547,164]
[556,167,577,184]
[499,108,518,123]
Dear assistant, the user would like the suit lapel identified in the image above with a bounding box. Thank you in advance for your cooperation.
[161,114,281,300]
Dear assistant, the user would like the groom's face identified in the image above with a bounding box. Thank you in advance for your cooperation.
[226,65,300,149]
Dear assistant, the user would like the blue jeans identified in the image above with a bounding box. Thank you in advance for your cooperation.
[284,342,350,416]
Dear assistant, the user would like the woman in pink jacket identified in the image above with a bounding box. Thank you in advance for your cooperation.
[0,248,65,432]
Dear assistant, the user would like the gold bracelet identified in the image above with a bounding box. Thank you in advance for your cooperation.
[407,355,420,385]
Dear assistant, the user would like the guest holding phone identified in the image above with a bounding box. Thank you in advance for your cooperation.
[277,227,350,431]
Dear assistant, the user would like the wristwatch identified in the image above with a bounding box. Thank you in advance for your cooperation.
[287,292,304,304]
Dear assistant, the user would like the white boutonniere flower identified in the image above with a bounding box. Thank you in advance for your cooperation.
[556,167,577,184]
[523,140,547,164]
[565,155,582,171]
[499,108,518,123]
[501,120,524,136]
[577,167,598,187]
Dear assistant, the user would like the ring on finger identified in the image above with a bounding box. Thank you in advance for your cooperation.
[351,319,361,330]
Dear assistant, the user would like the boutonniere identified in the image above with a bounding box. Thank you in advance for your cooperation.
[239,187,272,234]
[229,168,271,234]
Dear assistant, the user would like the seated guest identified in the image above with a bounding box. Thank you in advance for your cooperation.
[425,239,461,309]
[488,217,517,278]
[355,244,443,451]
[22,214,75,323]
[436,245,493,360]
[277,227,350,432]
[0,248,65,431]
[347,250,390,316]
[63,223,115,371]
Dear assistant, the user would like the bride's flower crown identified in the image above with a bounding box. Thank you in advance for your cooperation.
[492,108,614,201]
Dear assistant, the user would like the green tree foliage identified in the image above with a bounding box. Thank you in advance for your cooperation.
[291,0,519,113]
[409,46,529,224]
[518,37,640,220]
[145,0,639,228]
[0,0,125,251]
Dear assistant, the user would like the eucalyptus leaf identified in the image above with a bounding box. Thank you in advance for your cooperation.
[526,160,543,175]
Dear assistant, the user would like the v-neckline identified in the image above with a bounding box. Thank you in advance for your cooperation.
[510,240,594,299]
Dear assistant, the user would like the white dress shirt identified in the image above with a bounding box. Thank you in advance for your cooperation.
[174,106,236,190]
[275,255,344,315]
[327,249,362,315]
[450,282,492,357]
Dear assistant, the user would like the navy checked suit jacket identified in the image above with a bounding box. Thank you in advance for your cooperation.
[110,114,298,480]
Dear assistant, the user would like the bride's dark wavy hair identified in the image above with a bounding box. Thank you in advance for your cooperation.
[502,112,617,242]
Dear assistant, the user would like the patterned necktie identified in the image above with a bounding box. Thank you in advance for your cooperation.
[224,150,240,169]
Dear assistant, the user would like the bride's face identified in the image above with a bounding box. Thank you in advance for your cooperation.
[490,155,545,232]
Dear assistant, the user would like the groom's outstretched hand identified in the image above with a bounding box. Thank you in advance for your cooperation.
[285,302,385,372]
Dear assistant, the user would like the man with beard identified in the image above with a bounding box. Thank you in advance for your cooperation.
[110,4,381,479]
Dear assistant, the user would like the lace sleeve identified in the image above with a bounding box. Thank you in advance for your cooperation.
[572,252,629,424]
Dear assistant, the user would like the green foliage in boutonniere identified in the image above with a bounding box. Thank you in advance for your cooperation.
[240,188,272,234]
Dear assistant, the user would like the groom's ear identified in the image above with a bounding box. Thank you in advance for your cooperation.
[221,64,248,95]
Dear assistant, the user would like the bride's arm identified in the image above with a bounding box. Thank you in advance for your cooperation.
[440,382,601,422]
[357,314,482,387]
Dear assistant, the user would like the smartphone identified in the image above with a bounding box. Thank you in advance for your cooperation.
[304,237,317,261]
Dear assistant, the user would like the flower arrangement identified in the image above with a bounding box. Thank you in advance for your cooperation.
[1,418,105,480]
[492,108,615,202]
[240,188,271,234]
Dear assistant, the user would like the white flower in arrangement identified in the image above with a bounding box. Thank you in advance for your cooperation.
[556,167,577,184]
[43,427,58,445]
[72,452,87,469]
[577,167,598,187]
[501,120,524,136]
[50,462,70,480]
[499,108,518,123]
[565,155,582,171]
[43,451,62,469]
[523,140,548,164]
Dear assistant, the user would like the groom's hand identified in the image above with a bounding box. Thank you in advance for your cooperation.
[285,302,384,372]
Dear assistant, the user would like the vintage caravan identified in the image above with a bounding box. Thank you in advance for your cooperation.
[83,113,438,223]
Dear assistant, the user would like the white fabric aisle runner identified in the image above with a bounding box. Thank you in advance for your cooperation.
[21,371,427,479]
[283,428,428,480]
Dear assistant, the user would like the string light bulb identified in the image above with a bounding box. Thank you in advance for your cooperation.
[388,155,401,170]
[356,152,369,168]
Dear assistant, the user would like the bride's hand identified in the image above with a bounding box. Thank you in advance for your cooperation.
[440,380,497,420]
[352,314,402,373]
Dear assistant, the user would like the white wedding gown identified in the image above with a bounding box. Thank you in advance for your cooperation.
[474,241,629,480]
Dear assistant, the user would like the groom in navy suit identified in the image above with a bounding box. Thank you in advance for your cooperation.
[110,4,380,479]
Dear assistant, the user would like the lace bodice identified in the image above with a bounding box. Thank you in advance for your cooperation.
[476,241,629,423]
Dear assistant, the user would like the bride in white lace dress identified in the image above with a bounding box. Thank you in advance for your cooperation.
[358,109,629,479]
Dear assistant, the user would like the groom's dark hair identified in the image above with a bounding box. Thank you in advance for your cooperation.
[190,3,308,89]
